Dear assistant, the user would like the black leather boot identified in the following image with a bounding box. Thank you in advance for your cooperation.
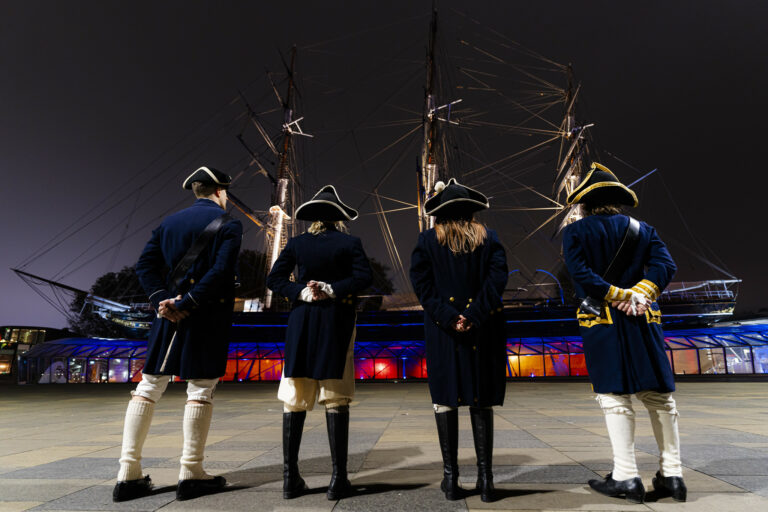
[326,405,353,500]
[435,409,461,500]
[652,471,687,502]
[112,475,152,502]
[283,411,308,499]
[588,472,646,503]
[470,407,495,502]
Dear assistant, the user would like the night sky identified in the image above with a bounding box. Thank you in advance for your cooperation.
[2,0,767,329]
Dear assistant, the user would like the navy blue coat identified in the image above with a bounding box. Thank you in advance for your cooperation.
[266,229,373,379]
[136,198,243,379]
[562,214,677,394]
[409,228,508,407]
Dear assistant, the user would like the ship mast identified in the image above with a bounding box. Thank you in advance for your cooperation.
[264,46,298,309]
[556,64,589,228]
[417,4,441,232]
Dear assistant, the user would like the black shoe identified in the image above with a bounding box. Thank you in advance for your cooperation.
[435,409,462,501]
[176,475,226,501]
[283,411,308,499]
[652,471,687,502]
[326,406,353,500]
[112,475,152,502]
[588,473,646,504]
[470,407,495,503]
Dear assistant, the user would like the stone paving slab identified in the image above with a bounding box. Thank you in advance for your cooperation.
[1,381,767,511]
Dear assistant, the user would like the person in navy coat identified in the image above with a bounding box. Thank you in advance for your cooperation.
[562,163,686,503]
[267,185,373,500]
[409,178,508,502]
[114,166,242,502]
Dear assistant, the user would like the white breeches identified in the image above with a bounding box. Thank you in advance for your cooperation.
[278,334,356,412]
[132,373,218,403]
[597,391,682,478]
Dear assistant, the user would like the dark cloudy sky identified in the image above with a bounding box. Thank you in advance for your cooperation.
[2,0,767,329]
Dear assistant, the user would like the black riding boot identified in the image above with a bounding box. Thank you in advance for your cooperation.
[283,411,308,499]
[470,407,495,502]
[326,405,353,500]
[435,409,461,500]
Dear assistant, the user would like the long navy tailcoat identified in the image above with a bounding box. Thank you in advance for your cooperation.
[409,228,508,407]
[562,214,677,394]
[136,198,242,379]
[266,229,373,379]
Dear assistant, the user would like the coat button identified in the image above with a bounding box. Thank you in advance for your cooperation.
[465,304,470,309]
[472,345,476,350]
[189,278,195,284]
[474,397,478,403]
[457,397,462,403]
[220,298,225,303]
[468,298,473,303]
[489,310,494,315]
[449,297,455,302]
[496,307,502,312]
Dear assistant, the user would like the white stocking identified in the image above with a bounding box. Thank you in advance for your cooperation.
[637,391,682,477]
[117,400,155,481]
[597,393,638,481]
[179,402,214,480]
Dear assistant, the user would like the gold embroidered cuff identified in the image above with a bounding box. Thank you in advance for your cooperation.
[632,279,660,301]
[605,285,632,301]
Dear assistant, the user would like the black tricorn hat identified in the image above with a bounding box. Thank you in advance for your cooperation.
[566,162,638,207]
[424,178,489,218]
[295,185,358,222]
[182,166,232,190]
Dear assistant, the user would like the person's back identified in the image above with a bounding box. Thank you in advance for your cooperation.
[563,213,676,301]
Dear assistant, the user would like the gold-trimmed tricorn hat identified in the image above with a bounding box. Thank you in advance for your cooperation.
[295,185,358,222]
[424,178,489,218]
[182,166,232,190]
[566,162,638,207]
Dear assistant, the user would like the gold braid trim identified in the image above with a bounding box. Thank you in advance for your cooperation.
[605,285,631,301]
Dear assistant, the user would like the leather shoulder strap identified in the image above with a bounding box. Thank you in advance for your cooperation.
[602,216,641,284]
[169,213,234,293]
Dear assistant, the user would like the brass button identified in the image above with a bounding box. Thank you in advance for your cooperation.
[189,278,195,284]
[347,294,352,298]
[234,276,238,280]
[474,397,478,403]
[220,298,225,303]
[468,298,473,303]
[496,307,502,312]
[465,304,470,309]
[457,397,462,403]
[489,310,494,315]
[449,297,455,302]
[472,345,476,350]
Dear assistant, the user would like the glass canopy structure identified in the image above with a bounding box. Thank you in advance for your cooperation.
[17,322,768,384]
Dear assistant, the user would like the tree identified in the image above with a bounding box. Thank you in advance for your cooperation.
[360,257,395,311]
[68,265,147,338]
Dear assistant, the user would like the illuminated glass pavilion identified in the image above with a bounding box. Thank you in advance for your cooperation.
[17,322,768,384]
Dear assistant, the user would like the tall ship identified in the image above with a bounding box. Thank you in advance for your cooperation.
[14,6,740,341]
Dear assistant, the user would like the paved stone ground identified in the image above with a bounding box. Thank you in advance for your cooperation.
[1,381,767,511]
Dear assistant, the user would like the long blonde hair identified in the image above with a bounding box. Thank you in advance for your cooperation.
[435,218,487,254]
[308,221,348,235]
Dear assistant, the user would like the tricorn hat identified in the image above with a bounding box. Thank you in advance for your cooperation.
[424,178,489,218]
[566,162,638,207]
[295,185,358,222]
[182,166,232,190]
